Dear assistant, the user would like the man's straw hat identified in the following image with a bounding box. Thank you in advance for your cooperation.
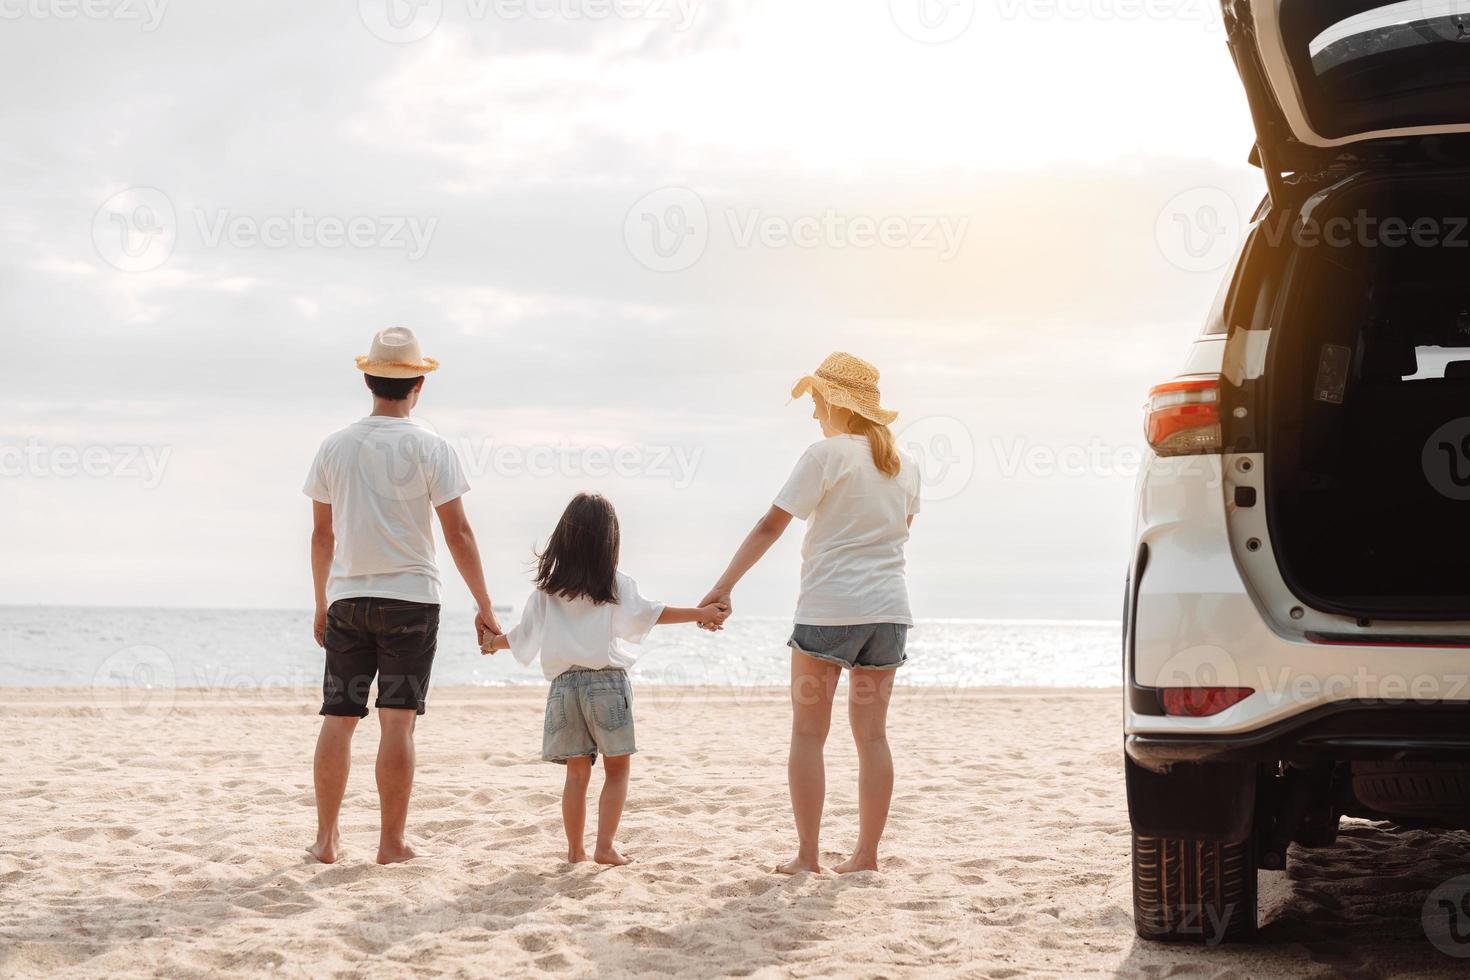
[791,352,898,425]
[356,326,439,379]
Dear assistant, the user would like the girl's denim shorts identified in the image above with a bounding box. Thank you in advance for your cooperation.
[543,667,636,763]
[789,623,909,671]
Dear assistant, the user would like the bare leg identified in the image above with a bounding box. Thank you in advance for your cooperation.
[375,708,419,865]
[776,649,840,874]
[308,715,359,864]
[595,754,633,866]
[836,667,895,874]
[563,757,593,863]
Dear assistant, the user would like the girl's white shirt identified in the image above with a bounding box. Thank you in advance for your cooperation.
[507,572,666,681]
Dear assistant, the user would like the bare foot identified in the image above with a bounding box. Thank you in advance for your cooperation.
[594,846,633,866]
[774,856,822,875]
[375,843,418,865]
[834,855,878,874]
[306,836,340,864]
[568,848,589,864]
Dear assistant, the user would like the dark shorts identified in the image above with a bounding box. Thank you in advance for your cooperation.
[321,597,440,718]
[789,623,909,671]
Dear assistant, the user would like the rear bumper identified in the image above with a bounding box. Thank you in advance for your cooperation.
[1127,700,1470,773]
[1128,450,1470,740]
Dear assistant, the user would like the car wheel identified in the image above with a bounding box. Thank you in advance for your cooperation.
[1132,833,1258,944]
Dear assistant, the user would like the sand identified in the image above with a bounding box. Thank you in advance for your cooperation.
[3,685,1470,978]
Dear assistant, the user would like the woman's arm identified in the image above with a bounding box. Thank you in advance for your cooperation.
[697,505,795,628]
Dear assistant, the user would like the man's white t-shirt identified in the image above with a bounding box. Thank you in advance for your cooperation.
[508,572,666,681]
[303,416,470,605]
[773,434,922,626]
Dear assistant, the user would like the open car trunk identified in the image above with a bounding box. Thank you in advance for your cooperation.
[1265,174,1470,618]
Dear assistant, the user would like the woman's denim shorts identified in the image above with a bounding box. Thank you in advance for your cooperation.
[789,623,909,671]
[543,667,636,764]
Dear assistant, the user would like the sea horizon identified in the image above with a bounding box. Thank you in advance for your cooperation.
[0,606,1122,691]
[0,601,1122,627]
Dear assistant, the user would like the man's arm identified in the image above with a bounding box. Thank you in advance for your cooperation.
[435,497,501,640]
[311,501,334,648]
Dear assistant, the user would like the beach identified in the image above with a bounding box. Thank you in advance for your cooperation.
[3,686,1468,978]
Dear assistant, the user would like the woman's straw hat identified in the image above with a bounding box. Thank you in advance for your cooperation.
[791,352,898,425]
[356,326,439,379]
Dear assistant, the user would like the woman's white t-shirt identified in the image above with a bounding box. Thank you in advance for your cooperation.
[773,434,921,626]
[508,572,666,681]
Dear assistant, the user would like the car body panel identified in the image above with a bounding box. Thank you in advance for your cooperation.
[1128,334,1470,741]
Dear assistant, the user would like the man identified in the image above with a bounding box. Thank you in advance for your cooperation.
[303,326,500,865]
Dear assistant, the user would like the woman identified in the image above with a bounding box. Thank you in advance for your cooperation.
[701,352,921,874]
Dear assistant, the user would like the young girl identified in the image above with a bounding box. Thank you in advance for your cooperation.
[482,492,727,865]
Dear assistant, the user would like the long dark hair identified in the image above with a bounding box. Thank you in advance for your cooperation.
[535,493,620,605]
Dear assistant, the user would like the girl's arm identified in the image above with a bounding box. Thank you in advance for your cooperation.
[481,591,545,660]
[698,505,794,625]
[657,601,730,626]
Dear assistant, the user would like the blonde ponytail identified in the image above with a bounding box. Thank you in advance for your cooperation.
[848,416,901,477]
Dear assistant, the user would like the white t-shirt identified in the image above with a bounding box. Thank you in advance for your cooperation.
[773,434,922,626]
[508,572,666,681]
[303,416,470,605]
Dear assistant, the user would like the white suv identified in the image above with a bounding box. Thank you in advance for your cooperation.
[1127,0,1470,944]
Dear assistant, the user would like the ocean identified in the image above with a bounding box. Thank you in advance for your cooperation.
[0,606,1121,693]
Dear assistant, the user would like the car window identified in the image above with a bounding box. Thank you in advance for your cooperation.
[1287,0,1470,139]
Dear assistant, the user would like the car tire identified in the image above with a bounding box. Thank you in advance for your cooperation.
[1132,833,1258,944]
[1352,761,1470,820]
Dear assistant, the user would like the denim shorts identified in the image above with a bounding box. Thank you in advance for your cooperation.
[543,667,637,764]
[789,623,909,671]
[321,597,439,718]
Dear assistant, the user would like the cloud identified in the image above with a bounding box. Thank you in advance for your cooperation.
[0,1,1265,616]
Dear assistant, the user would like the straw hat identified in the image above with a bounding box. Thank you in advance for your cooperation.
[355,327,439,379]
[791,352,898,425]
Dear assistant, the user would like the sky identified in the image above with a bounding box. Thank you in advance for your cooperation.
[0,0,1266,619]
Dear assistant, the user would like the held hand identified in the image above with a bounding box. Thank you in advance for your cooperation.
[698,601,731,628]
[697,589,732,631]
[313,606,328,649]
[475,607,503,647]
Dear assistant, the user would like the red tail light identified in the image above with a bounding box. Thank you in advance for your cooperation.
[1160,687,1254,717]
[1145,377,1221,456]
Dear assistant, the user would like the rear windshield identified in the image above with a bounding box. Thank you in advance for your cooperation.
[1285,1,1470,139]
